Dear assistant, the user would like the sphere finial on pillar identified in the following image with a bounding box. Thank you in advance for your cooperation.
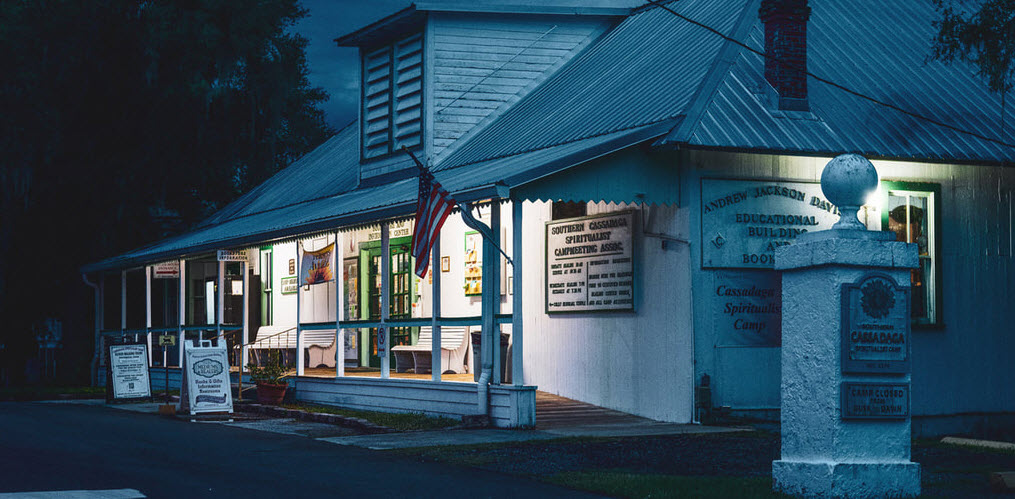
[821,153,878,230]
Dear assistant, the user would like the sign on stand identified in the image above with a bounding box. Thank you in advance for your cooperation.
[107,342,152,402]
[841,273,910,374]
[180,341,233,415]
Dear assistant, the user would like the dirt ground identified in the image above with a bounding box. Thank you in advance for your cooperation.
[403,431,1015,498]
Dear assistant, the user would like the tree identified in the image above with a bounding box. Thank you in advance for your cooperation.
[0,0,332,383]
[931,0,1015,141]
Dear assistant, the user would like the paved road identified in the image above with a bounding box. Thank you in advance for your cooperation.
[0,402,602,498]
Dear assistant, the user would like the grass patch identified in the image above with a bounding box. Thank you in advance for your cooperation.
[281,403,459,431]
[545,471,792,499]
[916,438,1015,456]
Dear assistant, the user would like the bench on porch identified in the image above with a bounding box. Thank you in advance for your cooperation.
[248,325,338,368]
[392,326,470,374]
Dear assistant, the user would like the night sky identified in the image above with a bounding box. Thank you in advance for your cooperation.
[294,0,412,131]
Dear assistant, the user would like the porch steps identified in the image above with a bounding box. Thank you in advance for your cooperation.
[535,391,656,430]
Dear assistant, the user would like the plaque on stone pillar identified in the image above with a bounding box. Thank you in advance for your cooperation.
[841,273,910,374]
[841,382,909,419]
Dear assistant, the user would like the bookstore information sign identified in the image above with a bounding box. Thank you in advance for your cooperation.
[546,211,634,313]
[841,273,910,374]
[700,179,841,268]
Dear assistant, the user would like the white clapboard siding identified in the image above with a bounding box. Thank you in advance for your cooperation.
[430,13,610,156]
[684,149,1015,424]
[521,200,696,424]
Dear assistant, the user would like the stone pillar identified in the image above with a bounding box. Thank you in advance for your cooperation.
[772,154,921,498]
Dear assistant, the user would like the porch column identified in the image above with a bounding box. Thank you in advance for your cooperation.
[335,231,345,378]
[511,200,524,386]
[178,259,186,367]
[121,270,127,336]
[145,266,152,366]
[431,237,441,381]
[241,260,249,372]
[216,260,224,346]
[296,242,304,376]
[489,202,502,384]
[380,222,390,379]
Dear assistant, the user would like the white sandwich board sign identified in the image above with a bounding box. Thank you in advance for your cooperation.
[180,342,233,415]
[108,342,152,401]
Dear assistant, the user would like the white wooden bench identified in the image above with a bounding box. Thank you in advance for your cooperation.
[392,326,470,374]
[248,325,337,368]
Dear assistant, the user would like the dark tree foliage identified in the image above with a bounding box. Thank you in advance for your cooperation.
[0,0,332,383]
[932,0,1015,94]
[931,0,1014,141]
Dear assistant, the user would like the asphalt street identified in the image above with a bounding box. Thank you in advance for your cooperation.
[0,401,602,498]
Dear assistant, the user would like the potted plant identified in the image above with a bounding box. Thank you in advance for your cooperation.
[246,352,289,405]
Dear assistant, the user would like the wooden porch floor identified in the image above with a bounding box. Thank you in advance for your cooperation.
[296,368,655,429]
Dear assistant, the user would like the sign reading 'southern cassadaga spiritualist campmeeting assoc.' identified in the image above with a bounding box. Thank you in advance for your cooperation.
[108,342,151,400]
[546,211,634,313]
[701,179,841,268]
[841,273,910,374]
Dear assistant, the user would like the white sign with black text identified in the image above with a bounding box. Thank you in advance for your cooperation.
[109,343,152,399]
[546,211,634,313]
[182,343,233,415]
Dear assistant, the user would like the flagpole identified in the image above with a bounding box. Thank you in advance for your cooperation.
[401,146,514,266]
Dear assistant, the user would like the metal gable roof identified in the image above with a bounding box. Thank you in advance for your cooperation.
[672,0,1015,162]
[435,0,750,170]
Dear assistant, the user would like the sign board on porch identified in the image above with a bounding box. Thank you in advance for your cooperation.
[152,261,180,279]
[841,273,910,374]
[545,210,634,313]
[217,249,249,262]
[107,342,152,401]
[180,342,233,415]
[158,334,176,346]
[700,179,842,268]
[280,276,298,294]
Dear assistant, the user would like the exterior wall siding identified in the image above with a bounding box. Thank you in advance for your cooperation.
[521,199,695,423]
[682,149,1015,426]
[430,13,609,157]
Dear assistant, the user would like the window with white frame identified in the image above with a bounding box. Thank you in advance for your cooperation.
[361,32,423,159]
[881,182,941,325]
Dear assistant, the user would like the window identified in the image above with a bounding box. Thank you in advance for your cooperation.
[361,32,423,159]
[880,182,941,326]
[260,247,273,326]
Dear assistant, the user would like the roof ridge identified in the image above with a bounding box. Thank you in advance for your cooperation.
[664,0,760,144]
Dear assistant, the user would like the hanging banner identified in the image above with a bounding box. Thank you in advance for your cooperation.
[180,342,233,415]
[300,243,335,285]
[545,211,634,313]
[107,342,152,401]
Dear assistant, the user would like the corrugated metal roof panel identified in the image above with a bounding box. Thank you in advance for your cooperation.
[679,0,1015,162]
[437,0,749,169]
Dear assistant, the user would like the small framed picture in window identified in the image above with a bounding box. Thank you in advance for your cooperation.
[441,256,450,272]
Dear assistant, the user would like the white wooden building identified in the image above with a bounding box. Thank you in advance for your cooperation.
[84,0,1014,434]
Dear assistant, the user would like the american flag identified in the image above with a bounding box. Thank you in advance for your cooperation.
[411,166,455,277]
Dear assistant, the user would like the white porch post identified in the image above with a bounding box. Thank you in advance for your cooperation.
[121,270,127,335]
[145,266,152,366]
[241,260,249,372]
[511,200,524,386]
[296,242,304,376]
[431,237,441,381]
[335,231,345,378]
[380,222,390,379]
[216,260,224,346]
[178,259,186,367]
[490,202,502,384]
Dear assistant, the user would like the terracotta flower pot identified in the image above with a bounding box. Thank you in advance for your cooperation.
[255,381,287,405]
